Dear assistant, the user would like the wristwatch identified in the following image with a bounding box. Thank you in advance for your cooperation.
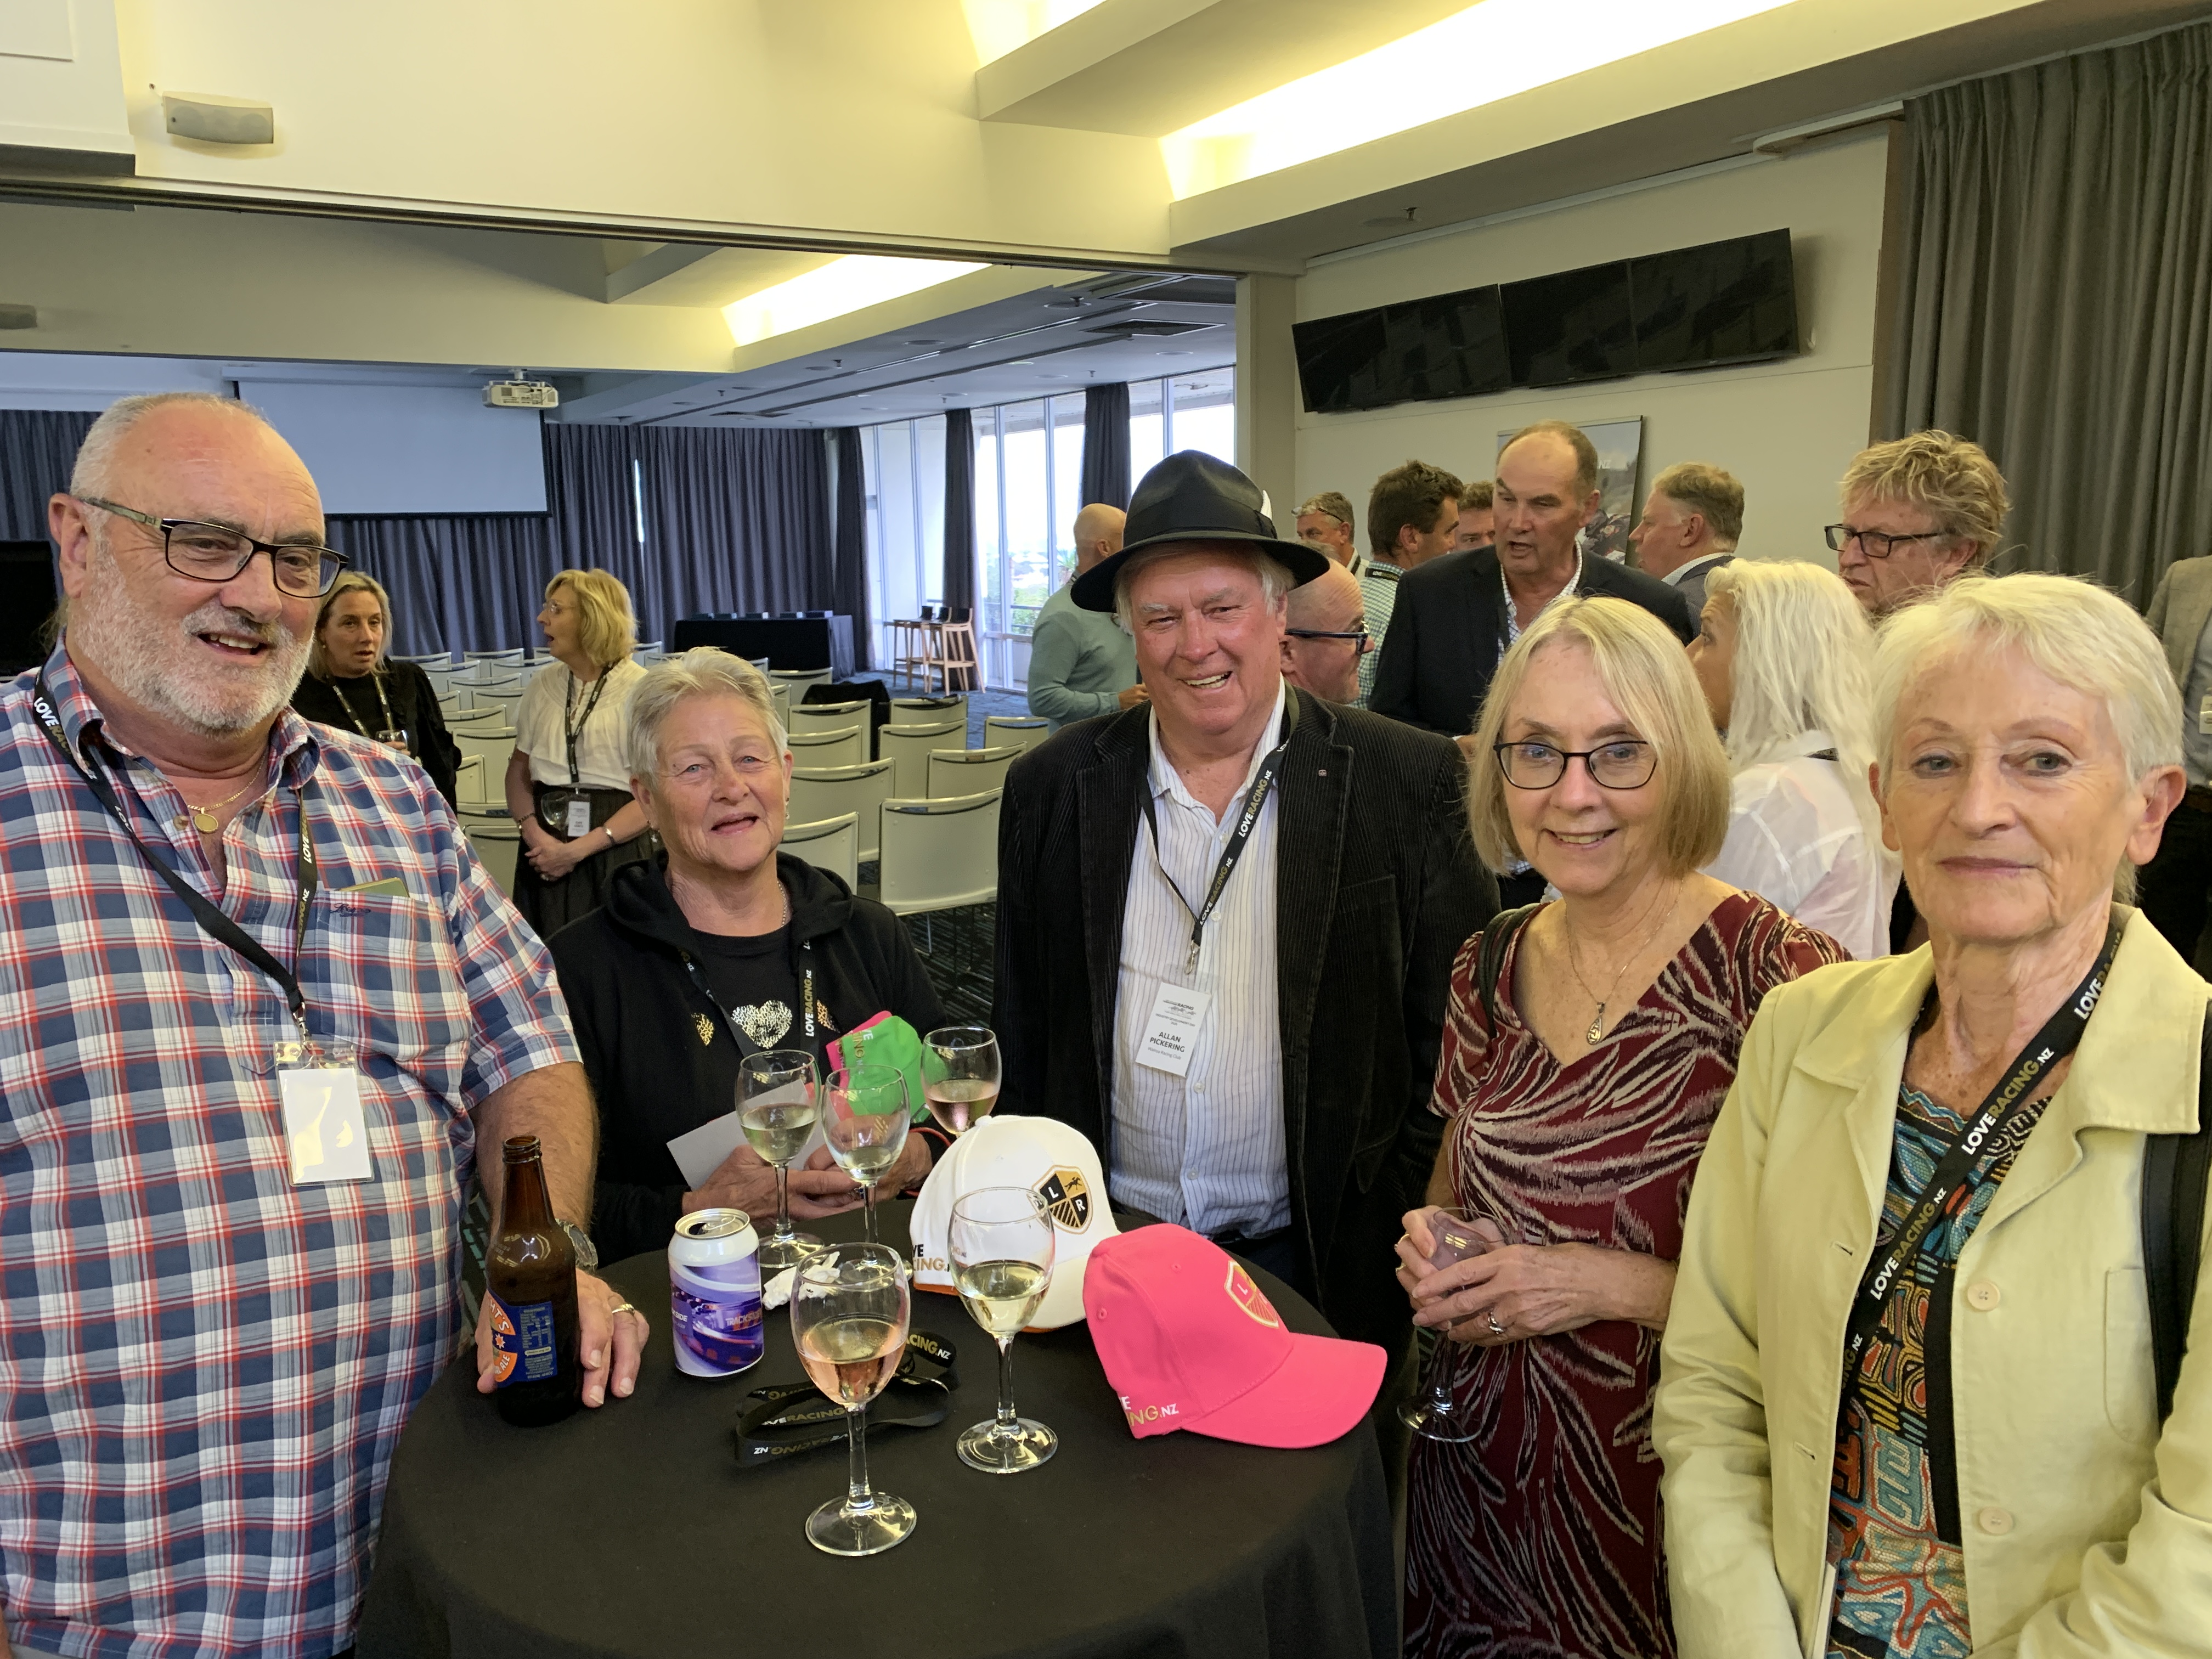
[559,1220,600,1272]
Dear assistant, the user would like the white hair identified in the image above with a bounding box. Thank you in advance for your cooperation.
[624,647,788,781]
[1111,540,1294,633]
[70,392,275,502]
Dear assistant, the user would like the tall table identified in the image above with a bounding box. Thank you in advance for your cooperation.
[356,1202,1395,1659]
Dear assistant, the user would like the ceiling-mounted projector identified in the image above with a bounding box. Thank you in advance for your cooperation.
[484,377,558,409]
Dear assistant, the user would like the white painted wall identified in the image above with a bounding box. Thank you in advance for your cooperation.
[1291,131,1891,567]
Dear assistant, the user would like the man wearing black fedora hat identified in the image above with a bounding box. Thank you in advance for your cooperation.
[994,450,1497,1361]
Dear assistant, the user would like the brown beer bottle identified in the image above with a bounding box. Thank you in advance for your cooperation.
[487,1136,582,1426]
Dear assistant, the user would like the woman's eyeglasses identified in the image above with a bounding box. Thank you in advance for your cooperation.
[1493,740,1657,790]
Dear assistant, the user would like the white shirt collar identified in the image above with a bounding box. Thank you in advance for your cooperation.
[1147,680,1290,812]
[1664,550,1735,586]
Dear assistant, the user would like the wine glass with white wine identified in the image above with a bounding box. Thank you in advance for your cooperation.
[921,1026,1000,1137]
[737,1049,820,1272]
[790,1244,917,1556]
[948,1186,1058,1474]
[823,1063,911,1247]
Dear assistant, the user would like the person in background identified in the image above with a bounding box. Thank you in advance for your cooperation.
[1356,459,1462,707]
[1628,461,1741,614]
[1026,501,1144,732]
[4,392,636,1659]
[1295,490,1363,572]
[506,568,656,935]
[1657,573,2208,1659]
[1453,479,1495,553]
[1689,559,1897,961]
[291,569,461,808]
[2134,549,2212,969]
[1278,560,1370,705]
[996,450,1493,1362]
[1398,595,1843,1659]
[548,649,940,1262]
[1830,429,2008,619]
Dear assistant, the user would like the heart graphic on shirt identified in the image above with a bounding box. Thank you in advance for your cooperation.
[736,1001,793,1049]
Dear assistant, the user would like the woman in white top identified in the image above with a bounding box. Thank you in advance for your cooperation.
[1688,559,1898,960]
[505,568,656,935]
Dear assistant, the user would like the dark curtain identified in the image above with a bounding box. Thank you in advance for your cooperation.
[636,426,832,631]
[1080,383,1131,512]
[831,428,872,669]
[1881,24,2212,603]
[1,410,97,540]
[325,515,557,659]
[543,420,646,603]
[942,407,976,612]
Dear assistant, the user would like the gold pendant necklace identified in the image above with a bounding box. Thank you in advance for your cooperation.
[1563,882,1682,1045]
[174,777,261,836]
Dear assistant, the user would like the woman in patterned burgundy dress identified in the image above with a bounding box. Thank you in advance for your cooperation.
[1398,597,1845,1659]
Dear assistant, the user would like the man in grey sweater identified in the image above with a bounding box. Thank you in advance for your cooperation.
[1026,502,1146,730]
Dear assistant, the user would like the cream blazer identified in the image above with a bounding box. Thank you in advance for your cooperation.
[1655,909,2212,1657]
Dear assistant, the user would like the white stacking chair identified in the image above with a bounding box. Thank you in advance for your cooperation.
[770,667,834,694]
[397,651,453,666]
[877,717,964,799]
[927,744,1020,800]
[789,699,873,758]
[634,640,664,664]
[453,753,488,812]
[474,681,527,725]
[462,815,521,895]
[769,682,792,733]
[466,648,526,667]
[445,706,505,737]
[749,657,772,672]
[788,759,895,862]
[420,662,458,702]
[453,726,518,799]
[983,715,1049,755]
[877,790,1000,916]
[781,812,859,891]
[786,725,865,770]
[889,694,967,735]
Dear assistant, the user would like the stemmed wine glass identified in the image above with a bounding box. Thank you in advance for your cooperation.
[1399,1206,1506,1442]
[921,1026,1001,1137]
[791,1244,917,1556]
[824,1063,911,1247]
[948,1186,1058,1474]
[737,1048,821,1272]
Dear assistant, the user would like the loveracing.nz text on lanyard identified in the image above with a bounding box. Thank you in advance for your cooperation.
[31,677,373,1187]
[1838,909,2123,1383]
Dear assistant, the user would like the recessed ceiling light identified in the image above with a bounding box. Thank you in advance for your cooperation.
[1156,350,1193,357]
[1008,360,1034,366]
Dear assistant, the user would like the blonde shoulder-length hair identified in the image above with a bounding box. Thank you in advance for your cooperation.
[546,568,637,669]
[1466,596,1731,876]
[307,571,392,680]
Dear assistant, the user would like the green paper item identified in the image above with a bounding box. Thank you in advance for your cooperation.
[830,1014,929,1121]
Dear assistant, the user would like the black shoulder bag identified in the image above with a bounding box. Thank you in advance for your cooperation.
[1474,903,1541,1029]
[2142,1003,2212,1423]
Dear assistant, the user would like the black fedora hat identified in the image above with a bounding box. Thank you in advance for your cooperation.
[1071,450,1330,613]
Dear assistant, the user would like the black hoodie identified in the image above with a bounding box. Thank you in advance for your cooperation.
[547,852,947,1262]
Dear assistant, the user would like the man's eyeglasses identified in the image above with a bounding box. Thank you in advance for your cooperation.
[1286,627,1373,654]
[1824,523,1948,560]
[1494,740,1657,791]
[76,496,350,598]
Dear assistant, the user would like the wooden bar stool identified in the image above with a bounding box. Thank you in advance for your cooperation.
[924,606,980,695]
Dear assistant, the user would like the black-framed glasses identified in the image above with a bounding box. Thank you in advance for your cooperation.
[1494,739,1657,790]
[77,496,349,597]
[1824,523,1948,559]
[1286,627,1373,654]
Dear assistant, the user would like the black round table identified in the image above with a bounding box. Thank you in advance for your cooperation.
[355,1202,1395,1659]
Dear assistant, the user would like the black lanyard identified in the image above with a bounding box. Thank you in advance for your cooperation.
[563,670,610,786]
[1840,910,2123,1373]
[31,676,318,1041]
[679,924,819,1062]
[331,672,397,740]
[1137,697,1298,975]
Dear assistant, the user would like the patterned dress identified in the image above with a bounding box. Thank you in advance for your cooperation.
[1405,891,1845,1659]
[1824,1083,2053,1657]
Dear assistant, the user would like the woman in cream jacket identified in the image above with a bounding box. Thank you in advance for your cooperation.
[1655,572,2212,1657]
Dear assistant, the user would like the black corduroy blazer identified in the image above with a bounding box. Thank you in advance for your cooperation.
[991,686,1497,1353]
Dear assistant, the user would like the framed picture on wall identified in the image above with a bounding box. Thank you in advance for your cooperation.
[1495,416,1643,562]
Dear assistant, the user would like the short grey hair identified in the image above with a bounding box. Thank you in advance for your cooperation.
[1112,540,1294,633]
[624,647,788,781]
[71,392,275,501]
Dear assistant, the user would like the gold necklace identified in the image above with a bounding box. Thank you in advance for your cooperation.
[1561,882,1683,1044]
[173,777,261,836]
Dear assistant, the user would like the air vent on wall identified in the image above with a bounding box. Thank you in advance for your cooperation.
[1082,319,1221,341]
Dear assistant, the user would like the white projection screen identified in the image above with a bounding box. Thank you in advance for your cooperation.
[241,381,549,514]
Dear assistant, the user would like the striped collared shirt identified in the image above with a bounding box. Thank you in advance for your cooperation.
[0,646,577,1659]
[1109,685,1289,1239]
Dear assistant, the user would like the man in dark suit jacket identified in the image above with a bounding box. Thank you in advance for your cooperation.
[1372,420,1696,740]
[994,452,1496,1360]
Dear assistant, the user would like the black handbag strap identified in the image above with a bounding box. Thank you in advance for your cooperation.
[2142,1002,2212,1423]
[1475,904,1541,1031]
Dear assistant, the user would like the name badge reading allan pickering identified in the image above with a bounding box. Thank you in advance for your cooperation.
[1137,983,1211,1079]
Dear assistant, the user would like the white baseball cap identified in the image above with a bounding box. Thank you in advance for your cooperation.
[910,1115,1121,1329]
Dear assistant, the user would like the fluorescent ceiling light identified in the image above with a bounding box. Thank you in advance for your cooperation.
[724,257,989,348]
[962,0,1108,66]
[1160,0,1802,199]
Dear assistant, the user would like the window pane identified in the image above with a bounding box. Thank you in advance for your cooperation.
[1170,366,1236,466]
[915,415,947,606]
[995,400,1049,689]
[1128,377,1165,478]
[1051,394,1085,594]
[871,421,919,667]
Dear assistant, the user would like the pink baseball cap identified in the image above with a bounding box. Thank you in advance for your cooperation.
[1083,1225,1386,1448]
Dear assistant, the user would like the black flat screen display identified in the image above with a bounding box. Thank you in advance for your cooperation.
[1500,260,1637,387]
[1630,228,1798,370]
[1378,286,1511,404]
[1292,308,1390,413]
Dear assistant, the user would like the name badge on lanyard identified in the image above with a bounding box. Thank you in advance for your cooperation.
[565,797,594,839]
[1137,983,1211,1077]
[276,1039,373,1184]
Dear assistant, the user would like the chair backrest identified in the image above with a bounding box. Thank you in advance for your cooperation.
[787,759,895,863]
[769,667,833,689]
[769,682,792,732]
[397,651,454,667]
[789,699,874,759]
[453,726,517,797]
[444,707,505,736]
[461,814,521,895]
[983,715,1050,754]
[889,694,967,740]
[927,744,1020,800]
[780,812,859,890]
[466,648,526,664]
[877,789,1000,916]
[750,657,772,671]
[454,752,488,811]
[785,725,865,769]
[876,718,965,798]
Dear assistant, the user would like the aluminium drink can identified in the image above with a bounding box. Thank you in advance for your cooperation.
[669,1207,764,1378]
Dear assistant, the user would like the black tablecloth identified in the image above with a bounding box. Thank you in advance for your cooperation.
[356,1202,1395,1659]
[670,615,855,679]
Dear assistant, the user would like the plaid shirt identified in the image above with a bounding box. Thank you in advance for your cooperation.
[0,647,578,1659]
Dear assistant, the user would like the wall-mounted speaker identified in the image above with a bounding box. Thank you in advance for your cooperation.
[162,93,275,146]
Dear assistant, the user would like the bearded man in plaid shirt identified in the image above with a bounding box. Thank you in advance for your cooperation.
[0,393,645,1659]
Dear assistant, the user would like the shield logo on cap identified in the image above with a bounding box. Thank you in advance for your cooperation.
[1033,1167,1091,1232]
[1224,1261,1283,1328]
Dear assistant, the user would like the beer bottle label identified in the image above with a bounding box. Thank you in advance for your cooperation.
[489,1293,561,1387]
